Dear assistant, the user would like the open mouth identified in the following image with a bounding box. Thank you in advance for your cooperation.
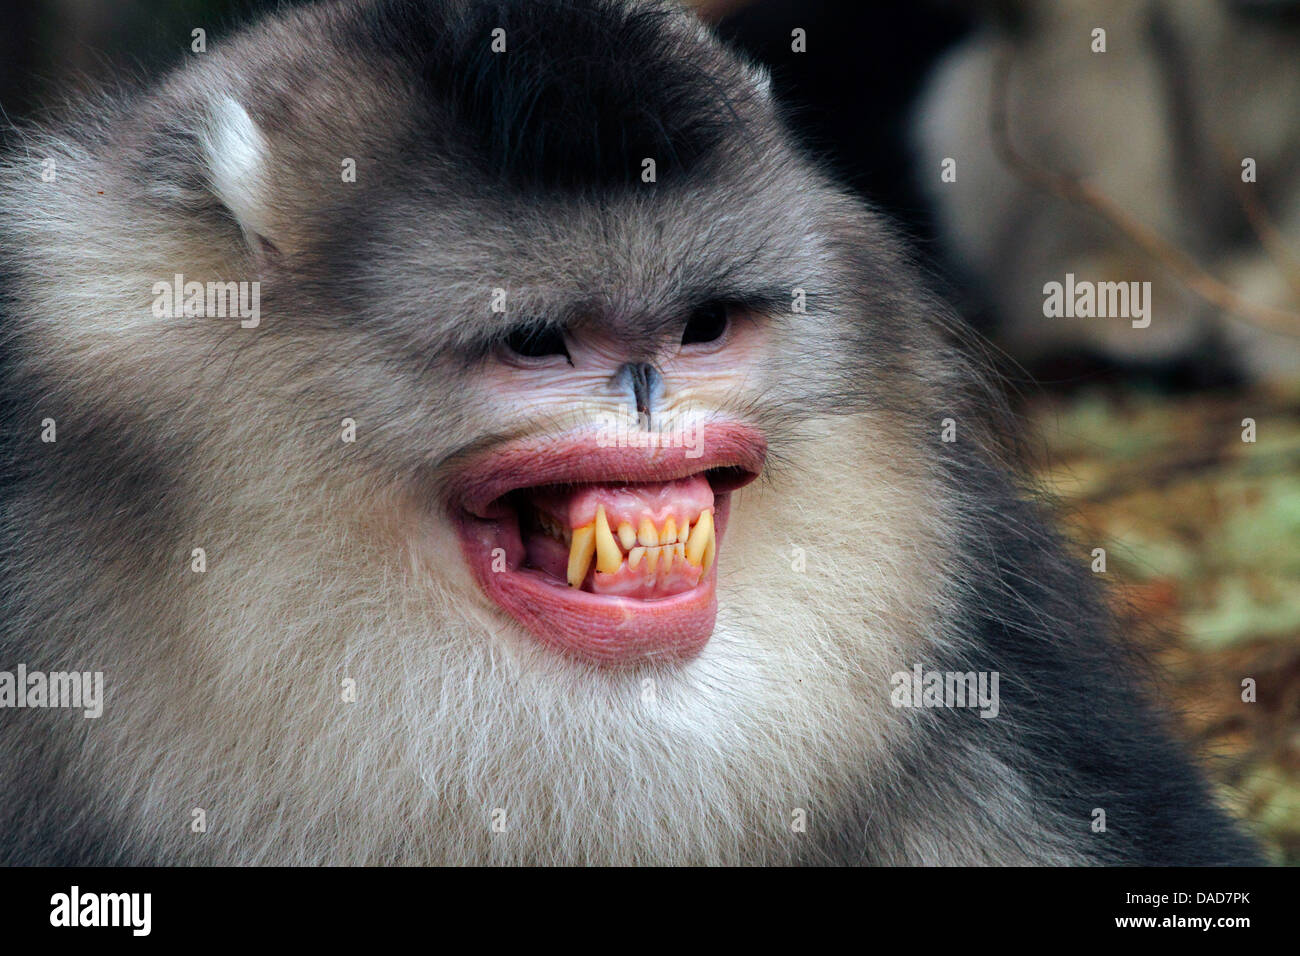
[449,424,766,664]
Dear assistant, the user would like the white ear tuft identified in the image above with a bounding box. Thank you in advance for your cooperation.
[203,95,274,248]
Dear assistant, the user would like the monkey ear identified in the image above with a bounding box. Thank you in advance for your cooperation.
[201,95,281,259]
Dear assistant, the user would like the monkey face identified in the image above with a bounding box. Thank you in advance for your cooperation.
[431,271,785,661]
[394,204,802,664]
[194,0,922,673]
[204,19,872,667]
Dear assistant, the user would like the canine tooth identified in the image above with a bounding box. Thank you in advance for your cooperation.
[637,518,659,547]
[661,517,676,546]
[702,524,715,572]
[594,505,622,574]
[617,521,637,551]
[567,524,595,587]
[628,546,645,570]
[686,509,712,566]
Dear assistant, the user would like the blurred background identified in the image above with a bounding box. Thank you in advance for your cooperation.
[3,0,1297,862]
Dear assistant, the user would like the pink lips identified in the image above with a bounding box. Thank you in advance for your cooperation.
[449,423,766,664]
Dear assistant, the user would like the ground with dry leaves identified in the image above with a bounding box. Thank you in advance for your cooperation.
[1021,385,1300,864]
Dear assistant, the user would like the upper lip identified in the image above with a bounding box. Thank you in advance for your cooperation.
[448,424,768,519]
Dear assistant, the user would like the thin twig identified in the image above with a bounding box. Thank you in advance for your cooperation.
[1222,143,1300,302]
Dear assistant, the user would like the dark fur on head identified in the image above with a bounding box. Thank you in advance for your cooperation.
[349,0,746,188]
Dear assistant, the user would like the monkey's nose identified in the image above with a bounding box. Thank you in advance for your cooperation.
[613,362,662,418]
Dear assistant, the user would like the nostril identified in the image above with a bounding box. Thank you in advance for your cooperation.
[615,361,661,418]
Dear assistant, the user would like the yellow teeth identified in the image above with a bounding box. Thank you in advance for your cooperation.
[617,521,637,551]
[563,508,717,586]
[685,509,713,567]
[567,524,595,587]
[594,505,622,574]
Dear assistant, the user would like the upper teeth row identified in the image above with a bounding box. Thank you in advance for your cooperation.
[566,505,715,586]
[620,515,688,550]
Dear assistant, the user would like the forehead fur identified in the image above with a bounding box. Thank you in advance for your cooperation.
[346,0,757,189]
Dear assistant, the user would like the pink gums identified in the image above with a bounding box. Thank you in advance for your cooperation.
[530,474,715,530]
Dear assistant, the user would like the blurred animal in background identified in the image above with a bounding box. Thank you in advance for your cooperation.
[914,0,1300,385]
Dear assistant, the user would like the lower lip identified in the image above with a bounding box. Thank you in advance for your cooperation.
[456,498,732,665]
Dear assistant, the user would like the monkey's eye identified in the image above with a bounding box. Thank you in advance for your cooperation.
[502,323,571,362]
[681,301,730,346]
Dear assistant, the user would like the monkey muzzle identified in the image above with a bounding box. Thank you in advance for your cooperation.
[449,423,765,664]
